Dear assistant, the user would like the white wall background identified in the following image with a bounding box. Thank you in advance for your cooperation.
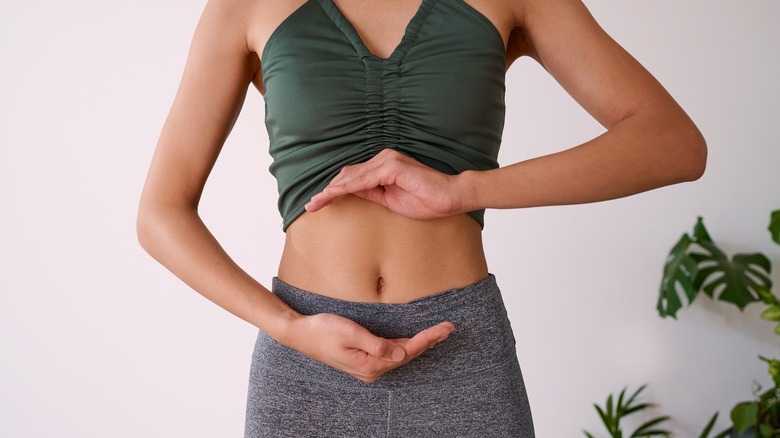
[1,0,778,436]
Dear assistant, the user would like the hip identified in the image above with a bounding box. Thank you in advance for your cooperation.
[245,274,536,437]
[251,273,516,388]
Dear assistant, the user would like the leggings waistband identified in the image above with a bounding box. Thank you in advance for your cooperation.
[251,274,518,389]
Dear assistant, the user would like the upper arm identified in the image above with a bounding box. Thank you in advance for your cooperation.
[513,0,697,131]
[142,0,260,209]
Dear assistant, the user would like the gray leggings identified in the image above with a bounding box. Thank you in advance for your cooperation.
[244,274,535,437]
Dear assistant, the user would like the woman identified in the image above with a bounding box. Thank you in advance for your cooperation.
[137,0,706,435]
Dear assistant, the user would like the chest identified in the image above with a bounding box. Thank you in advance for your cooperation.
[250,0,519,93]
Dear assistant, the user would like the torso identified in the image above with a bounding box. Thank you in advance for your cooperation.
[246,0,525,303]
[279,195,489,303]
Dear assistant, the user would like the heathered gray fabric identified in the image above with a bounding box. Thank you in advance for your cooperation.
[244,274,535,437]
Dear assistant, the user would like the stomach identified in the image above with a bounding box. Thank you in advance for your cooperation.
[277,194,489,303]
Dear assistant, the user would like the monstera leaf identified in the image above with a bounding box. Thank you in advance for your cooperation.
[658,233,698,318]
[770,209,780,245]
[658,216,773,317]
[691,240,772,310]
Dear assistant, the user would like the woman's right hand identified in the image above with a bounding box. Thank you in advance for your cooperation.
[282,313,455,383]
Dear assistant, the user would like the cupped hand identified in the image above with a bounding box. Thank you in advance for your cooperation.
[284,312,455,383]
[304,148,468,220]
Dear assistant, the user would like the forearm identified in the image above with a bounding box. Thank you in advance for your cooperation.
[135,203,458,383]
[459,111,706,210]
[136,204,300,341]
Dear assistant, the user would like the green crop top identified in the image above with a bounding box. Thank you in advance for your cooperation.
[262,0,506,231]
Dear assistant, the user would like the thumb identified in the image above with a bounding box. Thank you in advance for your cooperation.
[355,332,406,362]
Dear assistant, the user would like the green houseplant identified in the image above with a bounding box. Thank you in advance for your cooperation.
[583,385,672,438]
[657,209,780,437]
[584,384,731,438]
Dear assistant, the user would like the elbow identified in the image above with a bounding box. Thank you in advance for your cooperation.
[658,119,706,183]
[136,198,168,256]
[136,204,156,255]
[679,124,707,182]
[136,197,197,258]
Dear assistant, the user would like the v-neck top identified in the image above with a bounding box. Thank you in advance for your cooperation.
[262,0,507,231]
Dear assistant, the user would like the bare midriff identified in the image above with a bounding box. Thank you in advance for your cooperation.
[277,195,489,304]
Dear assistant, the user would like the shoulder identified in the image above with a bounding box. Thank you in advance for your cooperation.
[506,0,592,23]
[237,0,311,61]
[194,0,291,74]
[193,0,257,49]
[203,0,258,16]
[503,0,600,64]
[200,0,257,29]
[195,0,292,48]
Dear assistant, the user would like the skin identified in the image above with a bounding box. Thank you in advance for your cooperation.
[137,0,707,383]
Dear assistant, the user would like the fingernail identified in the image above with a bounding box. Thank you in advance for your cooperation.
[391,346,405,361]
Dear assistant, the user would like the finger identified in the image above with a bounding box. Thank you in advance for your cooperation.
[305,180,367,211]
[350,327,407,363]
[304,190,347,212]
[306,149,411,212]
[328,158,387,187]
[305,169,389,212]
[401,322,456,359]
[351,187,389,207]
[330,167,392,194]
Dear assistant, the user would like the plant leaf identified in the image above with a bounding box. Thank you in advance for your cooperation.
[631,416,671,437]
[617,387,626,417]
[758,355,780,387]
[731,401,759,434]
[592,387,655,438]
[693,216,714,243]
[691,243,772,310]
[757,286,780,306]
[624,384,647,409]
[761,306,780,322]
[658,233,698,318]
[770,209,780,245]
[624,403,651,417]
[634,431,671,437]
[713,428,733,438]
[596,403,611,431]
[699,412,718,438]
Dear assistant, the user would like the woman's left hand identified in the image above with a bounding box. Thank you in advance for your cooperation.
[305,148,468,220]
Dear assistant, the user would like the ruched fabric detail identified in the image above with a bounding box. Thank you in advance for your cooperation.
[262,0,507,231]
